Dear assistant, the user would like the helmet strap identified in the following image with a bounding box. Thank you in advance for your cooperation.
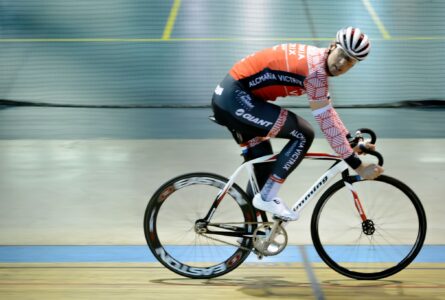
[335,43,359,62]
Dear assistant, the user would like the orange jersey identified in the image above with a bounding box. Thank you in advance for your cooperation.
[229,44,330,102]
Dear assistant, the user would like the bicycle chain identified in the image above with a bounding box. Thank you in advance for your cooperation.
[199,233,253,252]
[199,221,275,253]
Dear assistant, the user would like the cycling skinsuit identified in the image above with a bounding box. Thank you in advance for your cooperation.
[211,43,361,194]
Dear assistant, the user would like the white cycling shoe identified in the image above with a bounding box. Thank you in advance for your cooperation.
[253,194,299,221]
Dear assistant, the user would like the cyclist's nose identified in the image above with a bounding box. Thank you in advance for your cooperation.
[338,58,347,67]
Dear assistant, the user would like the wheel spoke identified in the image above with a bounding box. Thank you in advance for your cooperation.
[312,175,426,280]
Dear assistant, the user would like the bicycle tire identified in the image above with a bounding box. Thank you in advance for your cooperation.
[311,175,427,280]
[144,172,256,279]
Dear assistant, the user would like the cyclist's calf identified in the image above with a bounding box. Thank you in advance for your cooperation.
[273,112,314,178]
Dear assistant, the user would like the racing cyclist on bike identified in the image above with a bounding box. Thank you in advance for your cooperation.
[211,27,384,220]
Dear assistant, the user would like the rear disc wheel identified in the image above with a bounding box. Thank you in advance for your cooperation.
[144,173,256,279]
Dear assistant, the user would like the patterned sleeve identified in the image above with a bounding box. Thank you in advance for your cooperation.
[312,104,352,158]
[311,104,362,169]
[304,70,362,168]
[305,69,330,102]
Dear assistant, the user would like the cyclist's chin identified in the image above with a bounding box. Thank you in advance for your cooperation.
[328,67,349,77]
[328,66,340,76]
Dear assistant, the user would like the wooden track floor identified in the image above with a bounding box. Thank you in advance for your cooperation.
[1,263,444,300]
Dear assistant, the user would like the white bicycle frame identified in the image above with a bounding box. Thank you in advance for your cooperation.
[214,152,367,222]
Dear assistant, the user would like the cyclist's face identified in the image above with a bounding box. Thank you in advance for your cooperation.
[327,45,358,76]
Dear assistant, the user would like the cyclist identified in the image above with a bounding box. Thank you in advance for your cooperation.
[211,27,384,220]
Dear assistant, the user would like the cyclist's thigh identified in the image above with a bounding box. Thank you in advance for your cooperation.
[277,110,314,142]
[212,76,282,137]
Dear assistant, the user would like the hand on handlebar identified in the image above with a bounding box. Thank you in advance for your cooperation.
[353,141,376,155]
[355,163,384,180]
[349,128,385,179]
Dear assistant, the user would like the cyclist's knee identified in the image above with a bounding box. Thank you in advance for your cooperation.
[300,124,314,147]
[241,139,274,190]
[241,139,273,161]
[280,112,314,148]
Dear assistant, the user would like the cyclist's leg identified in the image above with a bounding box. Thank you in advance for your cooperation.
[224,129,274,200]
[211,75,274,198]
[228,115,314,202]
[260,111,314,201]
[211,75,314,204]
[241,139,274,199]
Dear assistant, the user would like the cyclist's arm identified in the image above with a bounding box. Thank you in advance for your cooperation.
[303,60,382,178]
[309,99,362,169]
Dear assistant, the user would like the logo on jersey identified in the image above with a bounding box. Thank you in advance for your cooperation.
[235,108,245,116]
[235,109,273,127]
[288,43,297,56]
[290,130,305,139]
[214,85,224,95]
[248,72,277,88]
[276,43,304,59]
[298,44,306,60]
[241,69,305,90]
[283,138,307,171]
[235,90,255,110]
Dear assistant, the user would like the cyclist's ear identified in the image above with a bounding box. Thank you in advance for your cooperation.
[328,42,336,53]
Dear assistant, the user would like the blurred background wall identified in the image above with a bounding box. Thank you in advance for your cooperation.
[1,0,444,107]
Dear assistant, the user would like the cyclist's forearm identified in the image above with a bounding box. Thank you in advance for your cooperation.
[311,103,362,169]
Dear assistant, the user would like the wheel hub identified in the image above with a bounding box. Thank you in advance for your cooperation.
[194,219,208,234]
[362,219,375,235]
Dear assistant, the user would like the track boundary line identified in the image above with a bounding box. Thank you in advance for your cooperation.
[162,0,182,40]
[362,0,391,39]
[1,36,444,43]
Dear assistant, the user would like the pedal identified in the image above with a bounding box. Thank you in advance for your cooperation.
[272,215,287,222]
[253,249,264,260]
[272,211,299,222]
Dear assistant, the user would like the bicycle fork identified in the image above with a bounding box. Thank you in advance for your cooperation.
[344,179,376,236]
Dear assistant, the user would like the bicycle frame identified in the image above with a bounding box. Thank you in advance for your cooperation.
[146,126,427,280]
[206,152,369,222]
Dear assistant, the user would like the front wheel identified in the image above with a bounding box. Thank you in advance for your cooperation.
[144,173,256,279]
[311,175,427,280]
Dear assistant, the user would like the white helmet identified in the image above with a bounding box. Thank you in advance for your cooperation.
[336,27,371,61]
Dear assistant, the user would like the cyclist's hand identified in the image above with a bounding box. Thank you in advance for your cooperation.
[353,142,376,155]
[355,163,384,180]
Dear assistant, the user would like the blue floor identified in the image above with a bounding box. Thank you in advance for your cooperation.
[0,245,443,263]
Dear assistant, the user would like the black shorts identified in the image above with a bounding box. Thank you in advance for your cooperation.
[211,74,314,146]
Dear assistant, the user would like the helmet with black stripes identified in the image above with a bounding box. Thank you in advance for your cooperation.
[336,27,371,61]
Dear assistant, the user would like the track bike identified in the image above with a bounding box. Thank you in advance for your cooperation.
[144,127,427,280]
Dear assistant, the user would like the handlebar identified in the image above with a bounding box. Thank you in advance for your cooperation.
[353,128,384,167]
